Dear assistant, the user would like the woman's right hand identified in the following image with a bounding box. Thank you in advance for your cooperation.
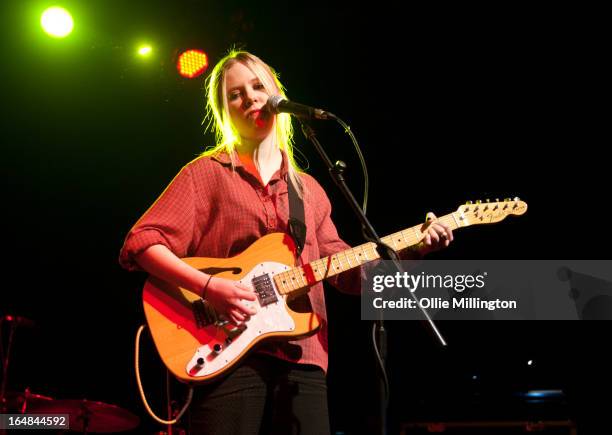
[204,276,258,325]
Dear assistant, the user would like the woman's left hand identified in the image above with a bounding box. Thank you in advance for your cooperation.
[417,212,454,256]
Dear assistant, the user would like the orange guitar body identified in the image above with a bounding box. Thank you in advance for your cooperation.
[142,233,320,384]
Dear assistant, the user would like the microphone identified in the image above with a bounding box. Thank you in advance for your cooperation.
[266,95,333,120]
[2,315,36,328]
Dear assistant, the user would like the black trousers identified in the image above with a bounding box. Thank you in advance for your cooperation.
[187,354,330,435]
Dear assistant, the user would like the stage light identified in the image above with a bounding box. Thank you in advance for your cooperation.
[525,390,564,399]
[138,45,152,57]
[41,6,74,38]
[177,49,209,78]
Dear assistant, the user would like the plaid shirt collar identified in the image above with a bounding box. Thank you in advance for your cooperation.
[210,149,289,183]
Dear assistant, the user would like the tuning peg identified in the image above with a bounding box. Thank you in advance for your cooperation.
[513,196,520,201]
[504,197,511,202]
[495,198,500,202]
[486,199,490,203]
[475,200,482,204]
[465,201,473,205]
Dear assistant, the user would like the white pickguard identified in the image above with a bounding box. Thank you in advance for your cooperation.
[185,261,295,378]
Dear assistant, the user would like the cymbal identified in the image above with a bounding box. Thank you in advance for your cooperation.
[28,399,140,433]
[2,390,53,412]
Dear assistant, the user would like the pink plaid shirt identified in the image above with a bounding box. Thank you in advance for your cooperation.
[119,151,361,372]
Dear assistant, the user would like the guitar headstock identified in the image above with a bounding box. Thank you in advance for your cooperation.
[455,197,527,226]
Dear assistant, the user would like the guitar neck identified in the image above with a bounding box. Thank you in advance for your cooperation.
[273,212,465,296]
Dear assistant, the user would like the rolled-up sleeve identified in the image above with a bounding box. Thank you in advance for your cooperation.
[119,165,198,271]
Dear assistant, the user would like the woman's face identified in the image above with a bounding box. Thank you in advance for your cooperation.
[224,62,274,144]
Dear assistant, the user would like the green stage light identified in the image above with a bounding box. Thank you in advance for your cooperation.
[41,6,74,38]
[138,45,152,57]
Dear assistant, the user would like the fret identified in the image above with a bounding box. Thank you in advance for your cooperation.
[345,250,353,268]
[323,256,332,276]
[320,257,333,278]
[395,233,404,249]
[329,255,336,274]
[332,255,342,273]
[359,248,366,264]
[336,252,346,272]
[278,273,289,294]
[352,248,363,265]
[282,271,292,291]
[312,259,320,278]
[354,246,366,263]
[283,270,291,290]
[290,269,301,289]
[293,267,303,288]
[320,258,330,277]
[285,273,294,293]
[401,230,410,248]
[451,212,461,228]
[343,253,351,270]
[338,254,347,272]
[350,249,358,263]
[412,226,421,243]
[347,249,357,267]
[284,273,292,293]
[366,244,377,261]
[311,259,323,280]
[343,250,352,268]
[361,246,369,262]
[274,273,284,294]
[303,266,311,287]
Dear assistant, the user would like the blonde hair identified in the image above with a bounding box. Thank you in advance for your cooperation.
[202,50,304,195]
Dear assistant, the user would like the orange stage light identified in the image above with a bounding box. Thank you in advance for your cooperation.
[177,50,209,78]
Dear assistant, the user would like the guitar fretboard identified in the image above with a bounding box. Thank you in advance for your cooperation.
[273,212,467,295]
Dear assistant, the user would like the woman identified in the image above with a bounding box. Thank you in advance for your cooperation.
[119,50,453,434]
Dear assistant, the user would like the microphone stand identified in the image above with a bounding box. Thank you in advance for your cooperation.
[299,118,447,435]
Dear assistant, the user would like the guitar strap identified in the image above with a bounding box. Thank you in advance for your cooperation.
[287,175,307,259]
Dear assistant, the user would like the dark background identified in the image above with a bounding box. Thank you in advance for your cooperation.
[1,1,609,434]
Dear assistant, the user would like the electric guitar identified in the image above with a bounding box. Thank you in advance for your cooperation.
[142,198,527,383]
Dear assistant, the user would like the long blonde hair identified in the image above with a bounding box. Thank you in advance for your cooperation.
[202,50,304,195]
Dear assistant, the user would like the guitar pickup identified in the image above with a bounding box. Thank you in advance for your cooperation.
[252,273,278,307]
